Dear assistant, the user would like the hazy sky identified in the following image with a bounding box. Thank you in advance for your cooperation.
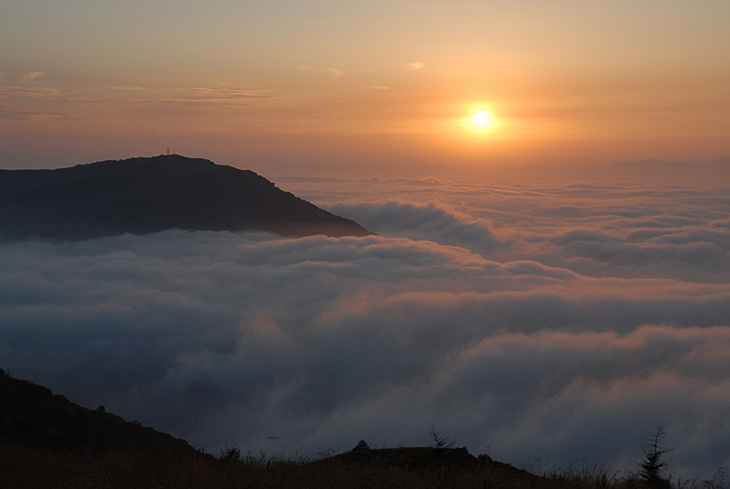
[2,0,729,174]
[3,1,730,479]
[3,0,730,479]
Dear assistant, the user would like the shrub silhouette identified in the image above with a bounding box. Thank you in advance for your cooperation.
[218,444,242,462]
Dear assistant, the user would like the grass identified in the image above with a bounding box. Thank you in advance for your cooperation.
[2,444,728,489]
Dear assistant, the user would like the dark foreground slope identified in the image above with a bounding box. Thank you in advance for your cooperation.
[0,369,197,455]
[0,155,370,240]
[0,370,553,488]
[1,371,668,488]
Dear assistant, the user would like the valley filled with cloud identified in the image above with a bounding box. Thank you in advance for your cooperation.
[2,177,729,476]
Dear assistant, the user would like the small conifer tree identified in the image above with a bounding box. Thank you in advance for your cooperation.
[637,425,672,489]
[428,425,454,449]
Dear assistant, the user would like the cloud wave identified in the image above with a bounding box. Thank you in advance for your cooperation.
[2,179,729,477]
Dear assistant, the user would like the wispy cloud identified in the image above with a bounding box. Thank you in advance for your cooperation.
[21,71,45,82]
[185,86,271,99]
[406,62,424,71]
[159,86,272,105]
[0,85,98,120]
[0,106,67,120]
[296,66,345,78]
[108,86,149,91]
[0,86,62,99]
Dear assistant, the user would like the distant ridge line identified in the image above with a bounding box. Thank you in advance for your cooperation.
[0,154,372,240]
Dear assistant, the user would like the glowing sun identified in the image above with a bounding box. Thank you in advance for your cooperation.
[460,106,499,135]
[472,111,489,125]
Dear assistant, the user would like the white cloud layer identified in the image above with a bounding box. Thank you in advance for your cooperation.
[2,179,729,477]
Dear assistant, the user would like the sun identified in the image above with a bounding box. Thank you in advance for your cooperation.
[472,111,489,125]
[460,106,499,135]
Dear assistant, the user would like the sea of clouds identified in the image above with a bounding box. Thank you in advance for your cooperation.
[2,176,730,477]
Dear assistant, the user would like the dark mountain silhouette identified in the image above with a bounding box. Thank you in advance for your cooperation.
[0,155,371,240]
[0,368,198,455]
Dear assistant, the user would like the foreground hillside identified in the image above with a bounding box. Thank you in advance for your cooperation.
[0,154,370,239]
[0,369,197,455]
[3,370,724,489]
[2,442,709,489]
[0,445,602,489]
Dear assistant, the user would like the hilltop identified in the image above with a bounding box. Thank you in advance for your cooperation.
[0,155,370,240]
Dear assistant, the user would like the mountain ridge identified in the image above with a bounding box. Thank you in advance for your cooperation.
[0,155,371,240]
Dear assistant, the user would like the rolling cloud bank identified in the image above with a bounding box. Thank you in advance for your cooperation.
[2,178,730,476]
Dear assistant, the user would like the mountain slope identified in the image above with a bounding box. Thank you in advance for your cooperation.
[0,155,371,240]
[0,369,198,454]
[0,370,617,488]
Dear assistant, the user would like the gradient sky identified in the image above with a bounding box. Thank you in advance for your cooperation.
[2,0,729,175]
[3,2,730,476]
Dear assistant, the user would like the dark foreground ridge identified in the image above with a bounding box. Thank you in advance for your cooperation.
[1,370,692,488]
[0,370,554,488]
[0,368,197,455]
[0,154,371,240]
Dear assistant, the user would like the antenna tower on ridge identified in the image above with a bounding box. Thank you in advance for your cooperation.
[167,147,170,156]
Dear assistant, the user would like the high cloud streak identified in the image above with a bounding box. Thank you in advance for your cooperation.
[2,179,730,476]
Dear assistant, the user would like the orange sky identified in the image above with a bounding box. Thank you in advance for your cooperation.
[2,0,729,176]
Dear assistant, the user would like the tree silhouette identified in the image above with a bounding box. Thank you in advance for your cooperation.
[637,425,672,488]
[428,425,454,449]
